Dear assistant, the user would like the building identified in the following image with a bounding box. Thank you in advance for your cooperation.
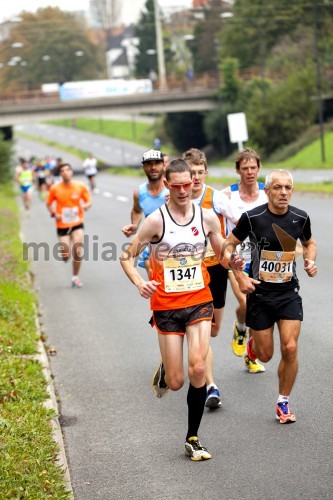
[105,25,139,78]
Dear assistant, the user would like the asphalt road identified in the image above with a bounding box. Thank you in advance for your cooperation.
[19,162,333,500]
[15,122,333,183]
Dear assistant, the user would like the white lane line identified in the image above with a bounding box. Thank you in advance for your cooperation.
[115,195,128,203]
[102,191,113,198]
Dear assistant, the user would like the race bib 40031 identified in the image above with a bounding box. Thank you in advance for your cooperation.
[259,250,295,283]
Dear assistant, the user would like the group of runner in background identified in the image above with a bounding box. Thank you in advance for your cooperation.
[14,153,98,210]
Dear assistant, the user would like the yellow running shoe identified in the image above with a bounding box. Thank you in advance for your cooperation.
[231,321,247,357]
[244,355,265,373]
[185,437,212,461]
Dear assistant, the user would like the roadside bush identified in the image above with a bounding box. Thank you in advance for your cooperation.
[246,68,317,157]
[0,137,13,183]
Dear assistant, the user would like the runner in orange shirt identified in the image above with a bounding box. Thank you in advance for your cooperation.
[46,163,92,288]
[120,159,254,461]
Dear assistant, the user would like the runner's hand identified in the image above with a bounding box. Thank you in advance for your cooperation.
[229,252,245,271]
[304,259,317,277]
[122,224,138,237]
[236,274,260,294]
[137,280,161,299]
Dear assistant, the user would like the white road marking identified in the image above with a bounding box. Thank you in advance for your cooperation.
[103,191,113,198]
[115,195,128,203]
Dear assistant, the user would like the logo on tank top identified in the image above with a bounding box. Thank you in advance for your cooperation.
[168,243,203,258]
[191,227,199,236]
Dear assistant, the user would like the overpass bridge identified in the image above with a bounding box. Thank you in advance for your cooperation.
[0,88,217,127]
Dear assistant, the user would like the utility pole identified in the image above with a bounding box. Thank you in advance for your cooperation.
[153,0,167,89]
[313,0,325,162]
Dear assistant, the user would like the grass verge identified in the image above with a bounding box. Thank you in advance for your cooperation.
[46,117,174,154]
[0,184,71,498]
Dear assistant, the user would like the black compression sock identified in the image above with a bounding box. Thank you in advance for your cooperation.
[186,383,207,441]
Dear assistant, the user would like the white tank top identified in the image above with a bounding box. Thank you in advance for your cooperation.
[228,183,267,264]
[154,203,207,260]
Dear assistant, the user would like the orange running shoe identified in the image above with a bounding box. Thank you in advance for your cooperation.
[276,402,296,424]
[71,277,83,288]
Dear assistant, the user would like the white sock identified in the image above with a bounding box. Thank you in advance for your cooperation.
[236,321,246,332]
[277,394,289,404]
[72,275,78,280]
[207,384,217,392]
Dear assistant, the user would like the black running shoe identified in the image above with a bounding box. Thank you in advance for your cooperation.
[152,360,169,398]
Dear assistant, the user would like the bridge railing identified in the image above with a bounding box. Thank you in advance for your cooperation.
[0,70,256,105]
[1,68,331,106]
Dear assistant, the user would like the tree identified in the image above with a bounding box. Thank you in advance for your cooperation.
[204,58,244,156]
[220,0,333,71]
[0,8,106,91]
[246,68,317,157]
[133,0,174,79]
[190,0,224,74]
[134,0,158,78]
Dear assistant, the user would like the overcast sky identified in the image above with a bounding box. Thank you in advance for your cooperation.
[0,0,193,24]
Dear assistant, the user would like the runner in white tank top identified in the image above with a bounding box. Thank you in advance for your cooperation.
[222,148,267,373]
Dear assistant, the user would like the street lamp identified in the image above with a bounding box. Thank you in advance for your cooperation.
[313,0,325,162]
[153,0,167,89]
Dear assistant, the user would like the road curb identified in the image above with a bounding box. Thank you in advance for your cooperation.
[35,325,74,498]
[20,219,74,497]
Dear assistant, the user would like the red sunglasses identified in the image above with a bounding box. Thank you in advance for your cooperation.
[167,180,193,191]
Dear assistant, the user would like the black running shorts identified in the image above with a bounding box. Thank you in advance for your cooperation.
[207,263,228,309]
[57,223,84,237]
[246,287,303,331]
[151,301,214,336]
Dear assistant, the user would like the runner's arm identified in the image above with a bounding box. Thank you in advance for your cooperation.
[46,188,56,217]
[120,213,161,298]
[224,232,260,293]
[122,188,143,237]
[81,186,92,211]
[302,236,317,277]
[203,209,244,271]
[220,186,231,199]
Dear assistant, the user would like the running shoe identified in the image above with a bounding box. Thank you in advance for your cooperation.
[71,277,83,288]
[185,437,212,461]
[152,361,169,398]
[276,402,296,424]
[231,321,247,356]
[244,355,265,373]
[205,386,222,409]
